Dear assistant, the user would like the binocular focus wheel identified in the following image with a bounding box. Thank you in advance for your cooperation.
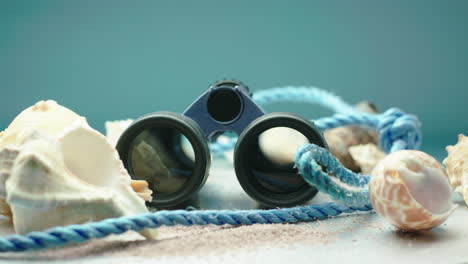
[234,112,328,208]
[116,112,210,208]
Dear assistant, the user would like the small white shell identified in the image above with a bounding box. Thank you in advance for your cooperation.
[105,119,134,147]
[369,150,456,231]
[349,143,386,174]
[443,134,468,205]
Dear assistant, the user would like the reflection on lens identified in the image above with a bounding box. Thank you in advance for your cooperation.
[180,134,195,162]
[128,127,195,196]
[251,127,309,194]
[258,127,309,166]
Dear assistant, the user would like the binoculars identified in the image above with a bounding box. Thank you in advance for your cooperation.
[116,80,328,208]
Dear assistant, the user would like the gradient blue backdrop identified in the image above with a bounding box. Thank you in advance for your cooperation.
[1,1,467,160]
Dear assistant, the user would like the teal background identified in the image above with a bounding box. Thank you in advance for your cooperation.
[0,1,467,160]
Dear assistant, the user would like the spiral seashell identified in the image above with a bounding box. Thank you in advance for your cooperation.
[369,150,456,231]
[4,123,157,238]
[443,134,468,205]
[0,101,151,201]
[0,100,85,150]
[349,143,386,174]
[324,101,379,172]
[0,101,154,237]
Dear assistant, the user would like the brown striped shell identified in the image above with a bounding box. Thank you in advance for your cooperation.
[324,101,379,172]
[349,143,386,174]
[369,150,456,231]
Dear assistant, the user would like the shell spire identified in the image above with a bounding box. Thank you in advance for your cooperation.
[0,100,156,239]
[443,134,468,205]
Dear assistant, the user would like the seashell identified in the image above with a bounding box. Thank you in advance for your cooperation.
[0,101,153,226]
[5,122,157,238]
[348,143,386,174]
[131,180,153,202]
[324,101,379,172]
[105,119,134,147]
[443,134,468,204]
[0,147,19,198]
[0,102,151,202]
[0,100,85,150]
[369,150,456,231]
[0,198,12,220]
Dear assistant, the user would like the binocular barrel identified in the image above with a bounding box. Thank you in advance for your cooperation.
[116,80,328,208]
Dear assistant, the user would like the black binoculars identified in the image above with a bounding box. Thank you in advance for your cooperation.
[116,80,328,208]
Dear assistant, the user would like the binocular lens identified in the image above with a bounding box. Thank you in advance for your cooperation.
[128,127,195,195]
[116,112,210,208]
[117,110,326,208]
[235,113,328,207]
[251,127,308,194]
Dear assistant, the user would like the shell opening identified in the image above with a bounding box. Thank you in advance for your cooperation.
[397,155,453,215]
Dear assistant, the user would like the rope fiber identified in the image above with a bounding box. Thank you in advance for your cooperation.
[0,87,422,252]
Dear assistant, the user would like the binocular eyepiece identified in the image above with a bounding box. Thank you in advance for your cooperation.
[116,80,328,208]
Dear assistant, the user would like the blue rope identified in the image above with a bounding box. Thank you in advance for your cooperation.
[210,86,359,157]
[0,203,372,252]
[209,136,237,157]
[315,108,422,153]
[0,87,422,252]
[211,104,421,157]
[252,86,359,114]
[295,108,421,208]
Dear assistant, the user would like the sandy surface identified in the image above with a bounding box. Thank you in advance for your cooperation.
[0,160,467,263]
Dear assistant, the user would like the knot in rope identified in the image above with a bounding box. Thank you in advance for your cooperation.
[376,108,422,153]
[294,108,422,208]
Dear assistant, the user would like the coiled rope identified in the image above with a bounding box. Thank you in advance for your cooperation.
[0,87,421,252]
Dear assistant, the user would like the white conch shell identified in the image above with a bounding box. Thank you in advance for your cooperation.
[0,101,154,238]
[349,143,386,174]
[60,120,153,202]
[0,102,152,210]
[105,119,134,147]
[0,148,19,198]
[6,124,157,238]
[0,100,84,150]
[369,150,456,231]
[443,134,468,205]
